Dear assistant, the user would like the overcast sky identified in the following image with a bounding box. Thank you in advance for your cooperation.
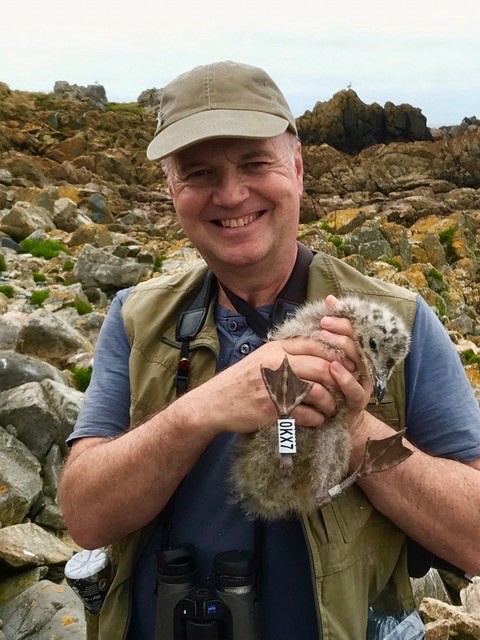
[2,0,479,127]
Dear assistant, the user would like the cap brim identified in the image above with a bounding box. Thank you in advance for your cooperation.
[146,109,290,160]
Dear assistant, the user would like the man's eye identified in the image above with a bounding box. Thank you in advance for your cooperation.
[245,162,269,170]
[187,169,208,179]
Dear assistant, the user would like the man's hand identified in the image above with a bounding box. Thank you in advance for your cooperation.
[179,335,357,438]
[318,294,373,433]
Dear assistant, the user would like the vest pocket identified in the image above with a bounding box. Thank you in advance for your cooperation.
[329,484,374,544]
[366,394,400,429]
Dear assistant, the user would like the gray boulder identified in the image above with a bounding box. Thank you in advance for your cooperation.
[0,426,42,526]
[0,579,85,640]
[0,379,83,460]
[0,524,73,569]
[74,243,151,291]
[0,202,55,241]
[0,350,67,392]
[16,309,92,367]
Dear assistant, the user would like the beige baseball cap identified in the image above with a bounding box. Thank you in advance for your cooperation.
[146,61,297,161]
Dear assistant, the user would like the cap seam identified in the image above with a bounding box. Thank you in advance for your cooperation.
[206,64,212,110]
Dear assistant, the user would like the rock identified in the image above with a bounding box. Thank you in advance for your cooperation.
[411,569,452,607]
[16,308,92,367]
[0,524,74,568]
[54,80,108,108]
[0,579,85,639]
[425,619,451,639]
[53,197,82,231]
[0,313,26,350]
[0,566,49,608]
[0,379,83,460]
[0,350,67,392]
[68,222,112,248]
[0,201,55,241]
[0,152,47,187]
[0,426,42,526]
[0,169,13,186]
[297,89,431,153]
[461,577,480,615]
[419,597,480,639]
[323,208,368,234]
[137,87,162,112]
[73,243,151,291]
[160,247,206,276]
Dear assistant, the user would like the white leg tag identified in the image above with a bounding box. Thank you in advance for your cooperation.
[278,418,296,454]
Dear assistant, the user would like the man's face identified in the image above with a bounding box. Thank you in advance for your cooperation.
[166,134,303,275]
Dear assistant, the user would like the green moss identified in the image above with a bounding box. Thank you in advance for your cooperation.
[438,226,458,262]
[105,102,142,114]
[0,255,7,272]
[30,288,50,307]
[460,349,480,366]
[0,285,14,298]
[384,258,402,271]
[71,366,92,392]
[20,238,71,260]
[32,271,47,283]
[63,261,75,271]
[74,299,93,315]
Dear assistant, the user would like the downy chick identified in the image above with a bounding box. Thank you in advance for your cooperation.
[230,296,411,520]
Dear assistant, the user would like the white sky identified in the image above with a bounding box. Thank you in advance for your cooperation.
[1,0,479,127]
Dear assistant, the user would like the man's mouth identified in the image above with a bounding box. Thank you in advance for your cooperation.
[214,211,264,228]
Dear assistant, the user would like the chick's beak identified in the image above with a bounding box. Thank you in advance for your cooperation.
[373,375,387,403]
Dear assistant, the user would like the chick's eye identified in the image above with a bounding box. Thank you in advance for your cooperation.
[369,338,377,352]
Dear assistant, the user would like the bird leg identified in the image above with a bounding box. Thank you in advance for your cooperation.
[261,356,313,476]
[315,430,414,506]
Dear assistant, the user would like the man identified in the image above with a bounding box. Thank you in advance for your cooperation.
[60,61,480,639]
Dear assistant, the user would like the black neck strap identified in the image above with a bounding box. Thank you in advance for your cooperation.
[220,243,313,341]
[175,243,313,395]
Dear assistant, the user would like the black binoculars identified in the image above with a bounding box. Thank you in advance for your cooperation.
[154,544,261,640]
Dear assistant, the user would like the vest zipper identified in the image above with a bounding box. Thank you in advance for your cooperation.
[300,517,323,639]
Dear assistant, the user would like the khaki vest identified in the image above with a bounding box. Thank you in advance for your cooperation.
[87,252,418,640]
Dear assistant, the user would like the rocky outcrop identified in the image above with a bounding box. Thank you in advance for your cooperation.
[0,81,479,639]
[297,89,432,153]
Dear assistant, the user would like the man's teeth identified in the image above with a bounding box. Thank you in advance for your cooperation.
[219,212,261,228]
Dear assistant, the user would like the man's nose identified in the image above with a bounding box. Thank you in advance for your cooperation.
[211,170,249,208]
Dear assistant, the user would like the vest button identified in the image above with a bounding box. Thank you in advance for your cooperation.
[228,320,238,331]
[239,343,251,355]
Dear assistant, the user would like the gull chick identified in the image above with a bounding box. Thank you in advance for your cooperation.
[230,296,412,520]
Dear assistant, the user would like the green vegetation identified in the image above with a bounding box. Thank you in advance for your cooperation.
[71,365,93,392]
[154,255,166,271]
[426,267,447,293]
[20,238,71,260]
[30,288,50,307]
[106,102,142,114]
[74,299,93,315]
[460,349,480,366]
[63,261,75,271]
[384,258,403,271]
[320,221,335,234]
[0,285,14,298]
[32,271,47,283]
[426,267,444,282]
[0,255,7,272]
[438,226,458,262]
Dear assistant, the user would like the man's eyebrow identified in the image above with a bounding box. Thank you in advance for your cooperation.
[239,148,275,161]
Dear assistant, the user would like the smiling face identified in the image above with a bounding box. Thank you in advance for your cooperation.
[165,133,303,281]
